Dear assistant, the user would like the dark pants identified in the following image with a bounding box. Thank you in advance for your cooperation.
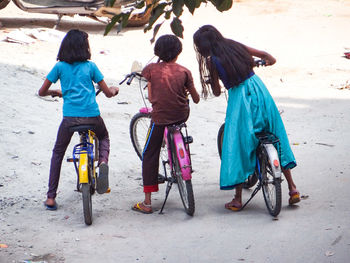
[142,119,186,193]
[47,116,110,199]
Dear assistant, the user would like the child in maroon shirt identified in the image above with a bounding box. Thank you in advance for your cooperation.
[132,35,200,214]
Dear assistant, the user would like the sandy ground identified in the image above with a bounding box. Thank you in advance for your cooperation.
[0,0,350,262]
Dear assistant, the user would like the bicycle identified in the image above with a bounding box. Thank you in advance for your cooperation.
[121,71,195,216]
[66,89,108,225]
[216,59,283,217]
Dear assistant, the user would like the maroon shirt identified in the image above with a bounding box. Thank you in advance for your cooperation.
[142,62,197,125]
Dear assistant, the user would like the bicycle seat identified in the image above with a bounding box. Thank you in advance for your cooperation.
[69,124,96,133]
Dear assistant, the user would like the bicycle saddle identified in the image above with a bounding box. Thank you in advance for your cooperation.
[69,124,96,133]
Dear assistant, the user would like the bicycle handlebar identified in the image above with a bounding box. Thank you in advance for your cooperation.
[119,72,143,85]
[254,59,266,67]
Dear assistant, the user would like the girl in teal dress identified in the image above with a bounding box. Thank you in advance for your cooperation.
[193,25,300,210]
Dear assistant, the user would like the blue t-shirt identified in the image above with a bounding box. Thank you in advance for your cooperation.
[47,61,104,117]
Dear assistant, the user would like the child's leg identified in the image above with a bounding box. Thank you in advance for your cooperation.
[92,116,110,164]
[132,122,165,213]
[282,168,300,205]
[46,118,74,202]
[225,184,243,211]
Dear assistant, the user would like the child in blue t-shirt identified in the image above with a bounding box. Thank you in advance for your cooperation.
[38,29,119,210]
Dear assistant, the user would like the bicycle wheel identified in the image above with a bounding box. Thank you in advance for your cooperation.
[81,183,92,225]
[217,123,225,159]
[217,122,258,189]
[171,142,195,216]
[130,112,151,160]
[259,146,282,217]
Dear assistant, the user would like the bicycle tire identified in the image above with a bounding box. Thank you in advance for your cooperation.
[259,146,282,217]
[171,137,195,216]
[217,122,258,189]
[81,183,92,225]
[130,112,151,160]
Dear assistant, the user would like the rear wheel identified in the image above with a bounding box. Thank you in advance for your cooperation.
[171,139,195,216]
[0,0,10,10]
[259,146,282,217]
[217,122,258,189]
[81,183,92,225]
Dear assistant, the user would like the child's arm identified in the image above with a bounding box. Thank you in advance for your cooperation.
[244,45,276,66]
[208,57,222,96]
[38,78,62,97]
[98,80,119,98]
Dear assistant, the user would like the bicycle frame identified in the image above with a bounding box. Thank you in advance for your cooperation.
[72,130,96,186]
[139,107,192,181]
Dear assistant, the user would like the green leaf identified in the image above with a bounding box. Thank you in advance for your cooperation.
[104,13,123,36]
[210,0,232,12]
[165,10,172,20]
[121,13,131,28]
[172,0,184,17]
[144,2,168,31]
[218,0,232,11]
[184,0,196,14]
[170,17,184,38]
[150,22,164,43]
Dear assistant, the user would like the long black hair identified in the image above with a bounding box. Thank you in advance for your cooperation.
[193,25,254,98]
[57,29,91,64]
[154,34,182,62]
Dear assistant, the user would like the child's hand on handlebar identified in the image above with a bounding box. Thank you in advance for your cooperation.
[51,89,62,98]
[110,86,119,97]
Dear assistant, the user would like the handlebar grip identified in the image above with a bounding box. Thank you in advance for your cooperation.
[127,74,135,85]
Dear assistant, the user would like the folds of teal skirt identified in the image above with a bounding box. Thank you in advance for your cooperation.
[220,74,296,190]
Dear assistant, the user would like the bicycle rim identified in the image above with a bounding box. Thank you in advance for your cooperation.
[260,148,282,217]
[81,183,92,225]
[217,123,225,159]
[130,112,151,160]
[173,156,195,216]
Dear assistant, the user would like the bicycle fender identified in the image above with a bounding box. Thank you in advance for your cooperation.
[263,144,282,179]
[79,152,89,183]
[173,131,192,180]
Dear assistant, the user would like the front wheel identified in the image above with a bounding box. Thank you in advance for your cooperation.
[81,183,92,225]
[217,122,258,189]
[259,146,282,217]
[130,112,151,160]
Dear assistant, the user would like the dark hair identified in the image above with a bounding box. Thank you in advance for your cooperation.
[57,29,91,63]
[154,34,182,62]
[193,25,254,98]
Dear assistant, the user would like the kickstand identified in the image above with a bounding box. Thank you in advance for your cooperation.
[239,182,262,211]
[159,180,173,214]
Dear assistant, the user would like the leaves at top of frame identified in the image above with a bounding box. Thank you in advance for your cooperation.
[104,13,123,35]
[184,0,197,14]
[150,21,164,43]
[144,2,169,31]
[172,0,184,17]
[170,17,184,38]
[210,0,232,12]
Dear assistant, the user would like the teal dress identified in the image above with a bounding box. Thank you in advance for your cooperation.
[219,71,296,190]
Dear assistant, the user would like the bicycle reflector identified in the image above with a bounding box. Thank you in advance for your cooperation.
[273,159,279,167]
[179,147,185,159]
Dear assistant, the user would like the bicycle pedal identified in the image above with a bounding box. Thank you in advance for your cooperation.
[67,157,75,162]
[158,174,166,184]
